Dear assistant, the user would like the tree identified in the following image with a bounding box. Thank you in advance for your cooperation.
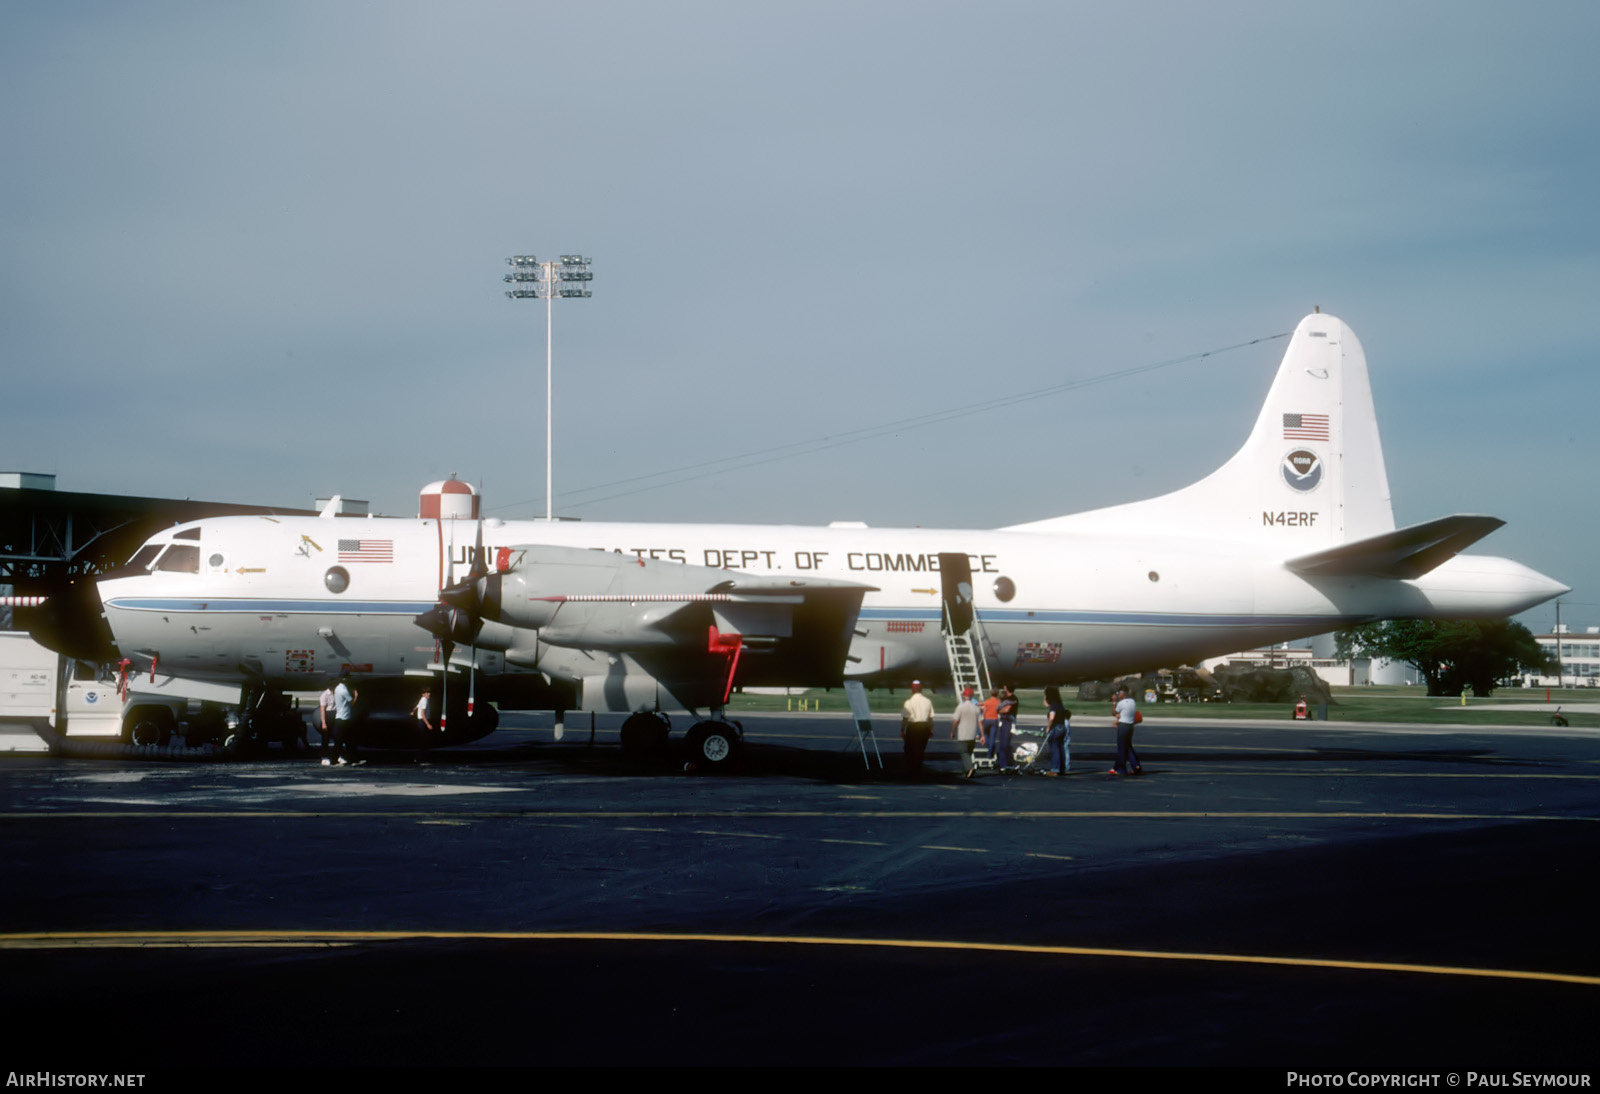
[1335,618,1555,697]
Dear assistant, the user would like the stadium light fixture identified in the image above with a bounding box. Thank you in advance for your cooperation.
[503,253,594,520]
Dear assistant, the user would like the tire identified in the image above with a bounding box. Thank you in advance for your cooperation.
[466,704,500,739]
[619,712,670,764]
[683,720,740,770]
[125,706,174,747]
[186,705,228,747]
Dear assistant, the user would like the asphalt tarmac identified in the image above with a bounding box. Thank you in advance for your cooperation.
[2,711,1598,1070]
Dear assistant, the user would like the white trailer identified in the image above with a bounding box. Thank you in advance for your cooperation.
[0,630,192,751]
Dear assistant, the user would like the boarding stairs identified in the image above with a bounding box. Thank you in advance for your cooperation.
[942,608,993,700]
[942,601,996,771]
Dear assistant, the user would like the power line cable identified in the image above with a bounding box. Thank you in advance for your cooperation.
[489,330,1290,515]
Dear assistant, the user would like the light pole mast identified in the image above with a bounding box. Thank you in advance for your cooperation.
[505,254,594,520]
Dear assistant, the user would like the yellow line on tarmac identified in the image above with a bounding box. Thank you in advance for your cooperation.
[2,929,1595,988]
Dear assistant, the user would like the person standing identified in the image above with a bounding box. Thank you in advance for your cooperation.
[995,685,1019,773]
[316,683,337,760]
[951,686,983,778]
[328,674,362,767]
[901,681,935,775]
[413,688,433,765]
[1111,688,1140,775]
[980,689,1000,755]
[1044,685,1071,775]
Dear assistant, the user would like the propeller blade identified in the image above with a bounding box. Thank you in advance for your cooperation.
[413,604,482,646]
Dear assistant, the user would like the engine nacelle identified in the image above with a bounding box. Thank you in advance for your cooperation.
[472,547,737,650]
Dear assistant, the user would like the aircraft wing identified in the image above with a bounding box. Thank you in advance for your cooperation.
[1284,515,1506,581]
[418,545,878,704]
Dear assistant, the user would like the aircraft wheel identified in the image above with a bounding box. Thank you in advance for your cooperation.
[186,704,228,747]
[126,707,174,747]
[684,720,741,770]
[467,705,500,737]
[619,712,670,764]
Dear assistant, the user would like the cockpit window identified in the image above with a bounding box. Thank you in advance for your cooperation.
[155,545,200,573]
[126,545,161,572]
[173,527,201,541]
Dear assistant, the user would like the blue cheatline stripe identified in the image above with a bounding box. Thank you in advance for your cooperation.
[106,598,1365,631]
[859,607,1367,628]
[104,598,437,615]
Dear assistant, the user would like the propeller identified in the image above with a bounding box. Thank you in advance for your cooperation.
[15,581,116,663]
[464,518,488,724]
[414,516,494,736]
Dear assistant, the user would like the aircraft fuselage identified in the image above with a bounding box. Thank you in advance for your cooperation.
[96,514,1560,695]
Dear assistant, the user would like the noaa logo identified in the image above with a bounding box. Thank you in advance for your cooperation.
[85,691,99,704]
[1282,449,1322,492]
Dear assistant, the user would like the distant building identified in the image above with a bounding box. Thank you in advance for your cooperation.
[0,472,56,491]
[1519,626,1600,688]
[1199,644,1368,687]
[1201,632,1415,687]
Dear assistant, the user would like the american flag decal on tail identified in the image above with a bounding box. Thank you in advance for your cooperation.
[338,538,394,563]
[1283,412,1330,441]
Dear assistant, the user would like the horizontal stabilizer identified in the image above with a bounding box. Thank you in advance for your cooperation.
[1284,515,1505,580]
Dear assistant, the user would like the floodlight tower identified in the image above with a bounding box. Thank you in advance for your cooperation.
[504,254,594,520]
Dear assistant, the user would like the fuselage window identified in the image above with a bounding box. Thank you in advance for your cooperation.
[155,545,200,574]
[208,553,226,570]
[324,566,350,594]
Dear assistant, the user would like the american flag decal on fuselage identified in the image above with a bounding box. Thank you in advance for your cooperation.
[338,538,394,563]
[1283,413,1330,441]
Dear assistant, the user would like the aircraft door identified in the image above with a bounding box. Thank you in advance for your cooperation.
[937,552,974,636]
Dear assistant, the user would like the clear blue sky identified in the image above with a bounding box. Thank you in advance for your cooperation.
[3,2,1594,631]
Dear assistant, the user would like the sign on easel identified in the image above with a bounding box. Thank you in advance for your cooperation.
[843,681,882,770]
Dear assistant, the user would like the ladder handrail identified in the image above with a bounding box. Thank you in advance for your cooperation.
[941,601,994,698]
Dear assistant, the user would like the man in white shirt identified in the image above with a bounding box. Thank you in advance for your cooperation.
[317,685,336,760]
[1111,689,1140,776]
[901,680,935,775]
[413,688,433,765]
[950,686,982,778]
[326,676,363,767]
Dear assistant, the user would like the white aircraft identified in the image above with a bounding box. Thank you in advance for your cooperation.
[48,312,1567,764]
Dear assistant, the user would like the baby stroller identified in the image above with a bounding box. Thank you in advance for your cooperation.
[1008,720,1054,773]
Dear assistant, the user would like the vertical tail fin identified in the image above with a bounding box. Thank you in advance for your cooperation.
[1006,313,1395,546]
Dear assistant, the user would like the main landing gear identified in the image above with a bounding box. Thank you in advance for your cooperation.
[226,684,309,757]
[682,719,742,771]
[617,711,743,771]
